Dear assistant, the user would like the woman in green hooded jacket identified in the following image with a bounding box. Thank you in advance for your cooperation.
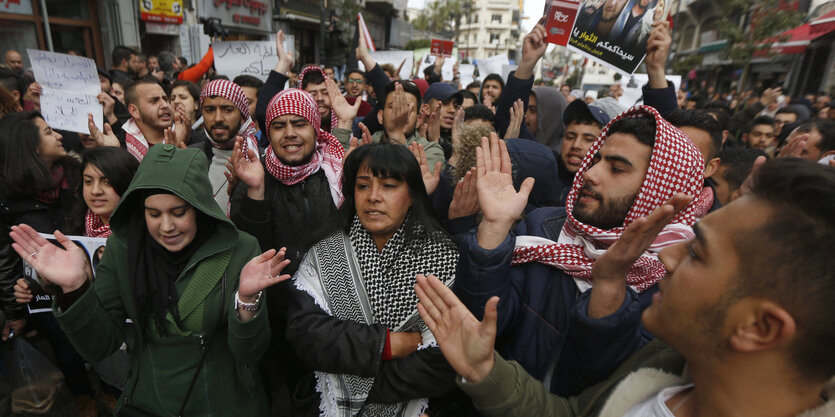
[9,144,290,416]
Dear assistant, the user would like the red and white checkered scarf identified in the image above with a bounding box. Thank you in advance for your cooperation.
[512,106,707,292]
[299,66,337,132]
[123,118,150,162]
[85,209,111,238]
[264,88,344,206]
[199,79,259,150]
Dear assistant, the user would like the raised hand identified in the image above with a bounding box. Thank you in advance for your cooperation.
[238,247,292,302]
[275,30,294,75]
[588,193,692,318]
[451,108,465,148]
[516,18,548,80]
[504,99,524,140]
[173,107,191,148]
[387,82,414,144]
[449,168,479,220]
[777,132,809,158]
[475,133,534,249]
[88,114,120,147]
[325,77,360,129]
[231,136,266,200]
[409,142,442,194]
[97,92,117,124]
[426,102,441,142]
[9,225,89,293]
[346,123,373,159]
[645,21,671,89]
[415,274,498,383]
[224,159,238,197]
[433,55,445,78]
[356,25,376,70]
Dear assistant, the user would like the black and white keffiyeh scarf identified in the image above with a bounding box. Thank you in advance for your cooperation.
[294,215,458,417]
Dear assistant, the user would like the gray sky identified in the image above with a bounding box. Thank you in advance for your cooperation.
[406,0,546,32]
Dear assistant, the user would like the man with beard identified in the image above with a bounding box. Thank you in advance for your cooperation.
[189,79,259,210]
[116,78,190,161]
[230,88,345,413]
[109,46,138,87]
[454,106,710,398]
[575,0,629,39]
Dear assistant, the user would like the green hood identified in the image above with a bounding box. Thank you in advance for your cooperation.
[110,144,234,238]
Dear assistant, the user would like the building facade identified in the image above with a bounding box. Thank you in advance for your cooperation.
[456,0,522,63]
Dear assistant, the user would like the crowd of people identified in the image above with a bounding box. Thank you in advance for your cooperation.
[0,14,832,417]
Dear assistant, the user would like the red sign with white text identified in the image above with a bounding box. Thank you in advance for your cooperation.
[430,39,454,57]
[545,0,580,46]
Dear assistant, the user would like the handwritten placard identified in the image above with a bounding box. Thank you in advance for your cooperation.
[357,51,414,81]
[476,53,509,79]
[213,40,294,82]
[459,64,475,87]
[27,49,101,134]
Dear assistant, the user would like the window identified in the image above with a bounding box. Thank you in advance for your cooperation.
[473,14,479,23]
[489,33,500,44]
[492,14,502,23]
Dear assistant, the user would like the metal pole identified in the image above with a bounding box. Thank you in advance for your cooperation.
[320,0,327,65]
[39,0,54,51]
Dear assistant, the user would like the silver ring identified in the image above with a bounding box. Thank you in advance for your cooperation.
[30,251,37,258]
[266,273,274,280]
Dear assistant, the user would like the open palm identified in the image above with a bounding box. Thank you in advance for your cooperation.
[9,225,88,292]
[238,248,292,299]
[476,134,533,224]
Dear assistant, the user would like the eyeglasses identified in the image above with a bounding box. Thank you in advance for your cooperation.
[346,79,365,85]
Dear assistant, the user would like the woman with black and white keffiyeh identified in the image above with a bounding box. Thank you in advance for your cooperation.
[286,143,459,417]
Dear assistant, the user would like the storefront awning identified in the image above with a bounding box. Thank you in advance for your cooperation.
[810,9,835,36]
[769,23,816,55]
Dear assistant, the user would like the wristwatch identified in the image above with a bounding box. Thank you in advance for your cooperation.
[235,290,262,312]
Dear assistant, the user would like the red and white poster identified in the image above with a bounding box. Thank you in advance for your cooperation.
[545,0,581,46]
[430,39,454,57]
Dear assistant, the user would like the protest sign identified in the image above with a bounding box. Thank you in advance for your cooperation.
[27,49,102,134]
[476,53,509,78]
[567,0,667,74]
[459,64,476,87]
[357,51,414,80]
[430,39,454,57]
[24,234,107,314]
[501,64,518,83]
[213,40,294,82]
[618,73,681,108]
[417,54,455,82]
[545,0,581,46]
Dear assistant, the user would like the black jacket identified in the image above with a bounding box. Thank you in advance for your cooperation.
[0,183,81,320]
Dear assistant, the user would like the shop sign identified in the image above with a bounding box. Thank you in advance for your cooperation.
[140,0,184,24]
[200,0,272,34]
[146,22,181,35]
[1,0,33,15]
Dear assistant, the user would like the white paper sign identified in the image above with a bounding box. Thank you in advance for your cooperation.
[417,54,455,82]
[459,64,475,87]
[27,49,101,134]
[213,40,294,82]
[501,64,518,83]
[477,53,509,79]
[618,73,682,108]
[357,51,414,80]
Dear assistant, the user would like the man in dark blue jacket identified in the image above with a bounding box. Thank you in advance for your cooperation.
[455,105,710,398]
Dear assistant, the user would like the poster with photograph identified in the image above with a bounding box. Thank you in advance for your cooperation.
[567,0,667,74]
[618,73,681,108]
[23,234,107,314]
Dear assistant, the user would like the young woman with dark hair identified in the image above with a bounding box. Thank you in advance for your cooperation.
[285,143,459,416]
[80,147,140,237]
[168,80,204,146]
[0,111,97,415]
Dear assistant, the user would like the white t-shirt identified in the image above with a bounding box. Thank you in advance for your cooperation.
[622,384,694,417]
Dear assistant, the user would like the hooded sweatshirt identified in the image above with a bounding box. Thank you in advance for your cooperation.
[532,86,568,152]
[54,144,270,416]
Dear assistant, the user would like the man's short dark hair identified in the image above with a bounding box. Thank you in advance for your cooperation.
[0,68,22,99]
[717,147,767,191]
[751,115,775,130]
[666,110,723,158]
[775,107,799,118]
[233,75,264,89]
[740,158,835,382]
[464,104,495,126]
[466,80,481,90]
[124,77,162,108]
[794,120,835,153]
[111,46,136,67]
[345,69,365,81]
[383,80,422,109]
[301,67,325,90]
[703,106,730,131]
[458,90,477,103]
[606,115,655,148]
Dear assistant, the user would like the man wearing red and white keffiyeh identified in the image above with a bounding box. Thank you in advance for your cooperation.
[121,79,190,161]
[230,87,344,277]
[189,79,258,212]
[454,105,708,396]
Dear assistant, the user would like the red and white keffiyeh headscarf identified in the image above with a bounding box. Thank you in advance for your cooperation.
[85,209,111,238]
[123,118,150,162]
[513,105,707,292]
[264,88,345,206]
[299,65,338,132]
[199,79,259,151]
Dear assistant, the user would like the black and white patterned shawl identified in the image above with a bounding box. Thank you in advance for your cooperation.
[293,215,458,417]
